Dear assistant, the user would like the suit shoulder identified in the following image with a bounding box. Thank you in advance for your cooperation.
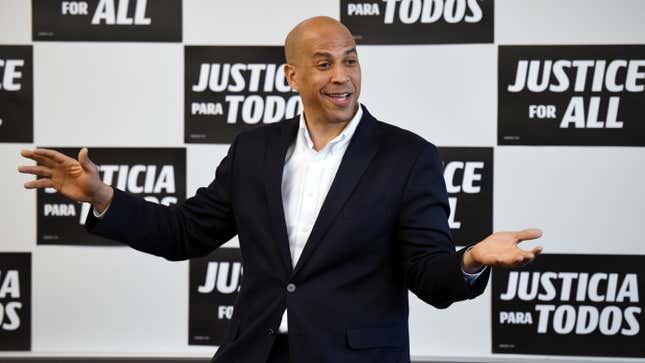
[373,119,438,155]
[235,121,281,140]
[231,118,290,149]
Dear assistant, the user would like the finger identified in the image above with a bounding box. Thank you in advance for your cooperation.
[514,228,543,243]
[18,165,53,177]
[33,148,73,164]
[521,249,536,260]
[24,178,54,189]
[516,247,543,266]
[513,252,532,265]
[78,147,94,172]
[506,253,533,268]
[20,149,56,167]
[514,244,544,259]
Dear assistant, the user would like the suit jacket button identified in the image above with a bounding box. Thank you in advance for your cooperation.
[286,283,296,293]
[267,328,275,335]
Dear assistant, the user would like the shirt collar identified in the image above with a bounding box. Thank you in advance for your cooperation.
[298,105,363,152]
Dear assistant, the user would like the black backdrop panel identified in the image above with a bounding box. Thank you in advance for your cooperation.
[189,248,242,346]
[499,45,645,146]
[184,46,301,144]
[0,253,31,351]
[438,147,493,247]
[0,46,33,143]
[492,254,645,357]
[340,0,494,44]
[36,147,186,246]
[32,0,182,42]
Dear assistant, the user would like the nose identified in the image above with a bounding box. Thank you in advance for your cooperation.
[330,64,349,84]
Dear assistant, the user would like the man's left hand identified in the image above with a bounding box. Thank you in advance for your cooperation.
[462,228,543,273]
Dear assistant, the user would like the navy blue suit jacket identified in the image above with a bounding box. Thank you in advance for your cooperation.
[86,105,489,363]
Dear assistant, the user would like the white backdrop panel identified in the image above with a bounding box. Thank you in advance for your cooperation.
[34,43,182,147]
[359,44,496,147]
[495,147,645,255]
[0,0,644,360]
[1,144,37,252]
[184,0,338,45]
[0,0,30,45]
[497,0,645,45]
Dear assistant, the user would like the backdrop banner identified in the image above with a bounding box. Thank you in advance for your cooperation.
[36,147,186,246]
[185,46,302,144]
[189,248,242,346]
[340,0,494,44]
[0,253,31,351]
[499,45,645,146]
[492,253,645,357]
[438,147,493,247]
[0,45,32,143]
[32,0,182,42]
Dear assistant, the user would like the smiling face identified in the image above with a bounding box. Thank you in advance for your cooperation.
[284,17,362,126]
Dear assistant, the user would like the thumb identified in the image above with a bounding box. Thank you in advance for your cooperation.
[78,147,94,171]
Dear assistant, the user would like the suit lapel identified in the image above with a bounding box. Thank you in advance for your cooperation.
[264,116,299,274]
[292,107,380,276]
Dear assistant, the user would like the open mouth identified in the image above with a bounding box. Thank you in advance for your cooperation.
[324,92,353,107]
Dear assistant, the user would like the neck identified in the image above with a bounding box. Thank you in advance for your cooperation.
[303,106,359,151]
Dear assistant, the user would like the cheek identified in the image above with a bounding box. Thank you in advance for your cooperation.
[298,82,326,107]
[302,77,324,94]
[350,70,361,91]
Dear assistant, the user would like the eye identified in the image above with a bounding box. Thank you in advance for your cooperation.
[346,58,358,65]
[317,62,330,69]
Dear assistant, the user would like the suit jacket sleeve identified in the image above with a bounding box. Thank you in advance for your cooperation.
[84,139,238,261]
[398,143,489,309]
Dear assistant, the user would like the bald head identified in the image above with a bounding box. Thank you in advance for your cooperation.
[282,16,361,128]
[285,16,354,65]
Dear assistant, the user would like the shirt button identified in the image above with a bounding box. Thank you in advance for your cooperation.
[286,283,296,293]
[267,328,275,335]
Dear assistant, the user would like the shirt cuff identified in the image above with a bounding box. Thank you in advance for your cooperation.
[461,245,487,286]
[92,202,111,219]
[462,265,487,285]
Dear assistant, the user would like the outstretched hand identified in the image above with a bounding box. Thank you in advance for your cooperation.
[18,148,113,212]
[462,228,543,273]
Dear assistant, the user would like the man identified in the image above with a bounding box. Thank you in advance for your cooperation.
[19,16,542,363]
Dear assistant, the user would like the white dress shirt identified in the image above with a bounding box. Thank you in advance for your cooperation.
[277,107,485,333]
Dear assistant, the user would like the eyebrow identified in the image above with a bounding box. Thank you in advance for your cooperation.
[344,47,357,56]
[313,47,358,59]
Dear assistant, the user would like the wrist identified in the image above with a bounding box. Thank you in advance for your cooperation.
[91,184,113,213]
[462,245,485,274]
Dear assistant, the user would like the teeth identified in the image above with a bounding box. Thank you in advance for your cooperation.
[329,93,349,98]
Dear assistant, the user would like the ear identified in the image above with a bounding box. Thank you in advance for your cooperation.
[284,63,299,92]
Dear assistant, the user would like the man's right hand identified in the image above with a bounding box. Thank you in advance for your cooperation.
[18,147,113,213]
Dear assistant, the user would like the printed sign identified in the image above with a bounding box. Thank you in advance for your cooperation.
[32,0,182,42]
[439,147,493,246]
[492,254,645,357]
[189,248,242,345]
[0,253,31,351]
[499,45,645,146]
[0,46,33,143]
[185,46,302,144]
[37,147,186,246]
[340,0,494,44]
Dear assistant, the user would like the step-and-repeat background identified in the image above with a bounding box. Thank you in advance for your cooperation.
[1,0,644,360]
